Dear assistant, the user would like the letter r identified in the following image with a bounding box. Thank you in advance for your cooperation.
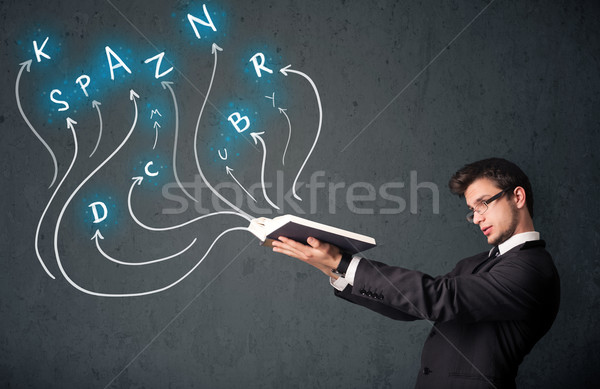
[249,53,273,78]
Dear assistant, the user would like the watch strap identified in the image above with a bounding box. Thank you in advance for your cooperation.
[333,252,353,276]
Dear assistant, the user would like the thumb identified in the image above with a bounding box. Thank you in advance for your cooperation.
[307,237,321,248]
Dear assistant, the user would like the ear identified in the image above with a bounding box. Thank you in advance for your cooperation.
[512,186,527,210]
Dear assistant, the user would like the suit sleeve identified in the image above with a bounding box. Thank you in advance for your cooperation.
[334,284,420,321]
[347,251,557,323]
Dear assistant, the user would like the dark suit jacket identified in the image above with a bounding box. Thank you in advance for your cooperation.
[334,240,560,389]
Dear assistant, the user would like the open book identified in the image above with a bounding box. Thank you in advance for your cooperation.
[248,215,376,254]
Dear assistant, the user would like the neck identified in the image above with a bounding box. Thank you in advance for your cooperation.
[514,213,535,235]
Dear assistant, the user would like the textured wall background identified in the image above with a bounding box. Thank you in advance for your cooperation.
[1,0,599,387]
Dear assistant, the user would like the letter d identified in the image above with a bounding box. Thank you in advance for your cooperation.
[89,201,108,224]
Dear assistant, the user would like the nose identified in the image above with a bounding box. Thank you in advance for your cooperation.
[472,211,484,225]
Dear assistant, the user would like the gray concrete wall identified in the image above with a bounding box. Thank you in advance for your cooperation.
[1,0,599,387]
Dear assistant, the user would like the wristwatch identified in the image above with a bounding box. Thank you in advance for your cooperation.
[332,252,353,277]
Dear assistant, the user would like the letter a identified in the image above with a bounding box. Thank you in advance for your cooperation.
[188,4,217,39]
[105,46,132,81]
[249,53,273,78]
[228,112,250,133]
[89,202,108,224]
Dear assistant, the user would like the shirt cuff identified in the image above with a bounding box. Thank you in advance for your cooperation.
[329,256,362,291]
[330,276,349,291]
[344,256,361,286]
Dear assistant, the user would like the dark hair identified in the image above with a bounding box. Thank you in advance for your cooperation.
[449,158,534,218]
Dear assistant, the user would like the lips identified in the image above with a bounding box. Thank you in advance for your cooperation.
[481,226,492,236]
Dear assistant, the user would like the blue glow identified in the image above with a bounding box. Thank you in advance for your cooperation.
[17,25,63,68]
[179,2,231,49]
[144,102,170,135]
[130,153,170,192]
[24,30,182,128]
[238,44,291,117]
[79,191,120,237]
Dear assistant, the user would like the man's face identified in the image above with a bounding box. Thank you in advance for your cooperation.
[464,178,518,246]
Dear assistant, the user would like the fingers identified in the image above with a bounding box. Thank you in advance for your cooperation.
[272,245,305,261]
[272,236,338,276]
[276,237,314,256]
[282,236,329,252]
[272,238,308,259]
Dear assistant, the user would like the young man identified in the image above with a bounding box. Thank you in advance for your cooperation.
[272,158,560,389]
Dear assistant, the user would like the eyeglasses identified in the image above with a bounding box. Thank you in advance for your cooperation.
[466,188,512,223]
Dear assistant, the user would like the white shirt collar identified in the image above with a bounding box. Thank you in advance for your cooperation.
[491,231,540,256]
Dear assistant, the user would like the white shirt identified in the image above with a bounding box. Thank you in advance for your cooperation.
[330,231,541,292]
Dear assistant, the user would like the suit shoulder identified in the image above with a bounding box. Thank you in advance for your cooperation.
[501,240,558,278]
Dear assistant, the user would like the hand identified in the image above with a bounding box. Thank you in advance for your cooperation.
[272,236,343,278]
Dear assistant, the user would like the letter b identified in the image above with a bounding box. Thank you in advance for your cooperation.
[228,112,250,133]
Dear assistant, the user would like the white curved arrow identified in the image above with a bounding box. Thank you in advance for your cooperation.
[53,89,145,297]
[89,100,103,157]
[152,121,161,150]
[278,107,292,165]
[34,118,78,279]
[128,176,252,232]
[226,166,257,202]
[250,132,279,210]
[161,81,197,203]
[92,230,198,266]
[280,65,323,201]
[16,59,58,188]
[70,224,248,297]
[192,44,252,219]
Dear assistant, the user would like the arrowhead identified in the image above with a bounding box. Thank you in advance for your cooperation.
[132,176,144,186]
[91,230,104,241]
[161,81,174,89]
[92,100,101,108]
[280,64,292,76]
[212,43,223,54]
[226,166,233,175]
[250,131,265,145]
[130,89,139,101]
[278,107,287,114]
[66,117,77,130]
[153,121,161,129]
[19,59,32,72]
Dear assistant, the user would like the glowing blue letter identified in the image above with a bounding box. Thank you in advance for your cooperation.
[76,75,91,97]
[105,46,132,81]
[89,201,108,224]
[33,37,51,63]
[50,89,69,112]
[187,4,217,39]
[144,161,159,177]
[228,112,250,133]
[144,52,173,79]
[249,53,273,78]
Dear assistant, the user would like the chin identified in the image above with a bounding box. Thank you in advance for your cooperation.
[488,235,502,246]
